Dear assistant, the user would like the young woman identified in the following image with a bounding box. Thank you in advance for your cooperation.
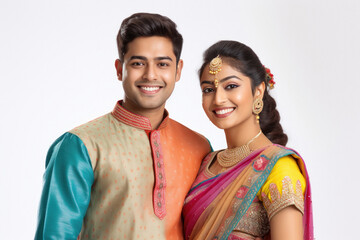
[183,41,313,240]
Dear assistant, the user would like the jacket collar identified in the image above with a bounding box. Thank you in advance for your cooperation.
[111,100,169,130]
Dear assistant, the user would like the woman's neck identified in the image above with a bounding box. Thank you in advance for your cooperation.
[224,120,271,150]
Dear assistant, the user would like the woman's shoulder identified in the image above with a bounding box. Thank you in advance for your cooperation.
[261,150,306,193]
[257,155,306,219]
[262,144,299,158]
[271,155,305,181]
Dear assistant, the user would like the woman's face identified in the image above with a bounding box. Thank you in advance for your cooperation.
[200,62,261,131]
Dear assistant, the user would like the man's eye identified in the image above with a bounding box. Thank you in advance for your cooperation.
[131,62,144,66]
[202,88,214,93]
[158,62,169,67]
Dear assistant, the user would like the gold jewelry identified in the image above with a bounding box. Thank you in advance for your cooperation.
[252,98,263,123]
[209,55,222,88]
[217,130,262,168]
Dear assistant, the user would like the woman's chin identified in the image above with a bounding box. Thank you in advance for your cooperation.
[210,121,229,130]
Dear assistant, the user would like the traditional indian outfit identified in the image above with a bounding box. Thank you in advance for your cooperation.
[183,145,313,240]
[35,100,211,240]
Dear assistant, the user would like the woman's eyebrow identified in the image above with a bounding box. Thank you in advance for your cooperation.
[200,75,242,85]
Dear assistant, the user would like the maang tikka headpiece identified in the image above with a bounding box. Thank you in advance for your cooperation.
[209,55,222,88]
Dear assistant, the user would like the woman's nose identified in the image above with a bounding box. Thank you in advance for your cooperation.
[214,88,226,105]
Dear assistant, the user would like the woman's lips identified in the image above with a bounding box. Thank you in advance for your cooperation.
[213,107,235,118]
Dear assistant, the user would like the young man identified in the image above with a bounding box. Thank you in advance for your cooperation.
[35,13,211,239]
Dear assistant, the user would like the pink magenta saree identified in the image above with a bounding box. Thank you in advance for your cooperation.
[183,145,313,240]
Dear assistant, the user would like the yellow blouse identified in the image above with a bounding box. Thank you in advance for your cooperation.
[231,155,306,238]
[190,150,307,239]
[257,155,306,220]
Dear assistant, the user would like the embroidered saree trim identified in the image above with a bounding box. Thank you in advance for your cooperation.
[233,202,270,236]
[219,147,294,240]
[184,145,313,240]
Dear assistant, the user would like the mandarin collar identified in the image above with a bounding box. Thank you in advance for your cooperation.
[111,100,169,131]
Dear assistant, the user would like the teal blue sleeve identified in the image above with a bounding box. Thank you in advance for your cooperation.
[35,132,94,240]
[206,138,214,152]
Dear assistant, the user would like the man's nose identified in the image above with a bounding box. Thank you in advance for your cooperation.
[143,64,157,81]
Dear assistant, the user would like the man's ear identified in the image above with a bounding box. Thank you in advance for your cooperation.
[175,59,184,82]
[115,59,123,81]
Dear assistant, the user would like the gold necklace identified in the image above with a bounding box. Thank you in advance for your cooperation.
[217,130,262,168]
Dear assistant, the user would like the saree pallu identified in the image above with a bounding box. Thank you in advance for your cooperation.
[183,145,313,240]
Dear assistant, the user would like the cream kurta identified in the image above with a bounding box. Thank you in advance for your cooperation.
[35,101,211,240]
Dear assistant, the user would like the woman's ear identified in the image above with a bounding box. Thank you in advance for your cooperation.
[255,82,266,98]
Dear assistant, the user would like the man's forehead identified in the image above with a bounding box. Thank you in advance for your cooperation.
[124,36,175,59]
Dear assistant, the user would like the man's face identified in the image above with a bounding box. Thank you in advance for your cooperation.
[116,36,183,116]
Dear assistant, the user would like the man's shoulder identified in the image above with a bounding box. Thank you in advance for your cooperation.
[167,118,197,133]
[167,118,208,143]
[68,112,113,138]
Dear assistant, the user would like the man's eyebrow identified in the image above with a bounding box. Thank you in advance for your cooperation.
[128,56,173,61]
[129,56,147,61]
[200,75,242,85]
[155,56,173,61]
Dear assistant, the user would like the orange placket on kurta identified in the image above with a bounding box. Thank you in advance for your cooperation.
[72,100,211,240]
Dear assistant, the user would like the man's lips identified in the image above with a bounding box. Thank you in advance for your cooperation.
[213,107,235,118]
[138,85,162,94]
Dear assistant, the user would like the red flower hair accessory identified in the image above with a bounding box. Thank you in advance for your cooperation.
[264,66,275,89]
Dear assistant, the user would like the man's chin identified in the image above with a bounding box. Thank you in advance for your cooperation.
[134,101,167,112]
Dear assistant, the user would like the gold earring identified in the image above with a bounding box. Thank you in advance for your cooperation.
[252,98,263,123]
[209,55,222,88]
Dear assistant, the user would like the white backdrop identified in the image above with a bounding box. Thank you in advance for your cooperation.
[1,0,359,239]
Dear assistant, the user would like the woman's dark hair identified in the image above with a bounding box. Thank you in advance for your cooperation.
[117,12,183,64]
[199,41,288,145]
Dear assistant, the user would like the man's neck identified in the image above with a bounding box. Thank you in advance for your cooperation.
[121,100,166,130]
[144,110,166,130]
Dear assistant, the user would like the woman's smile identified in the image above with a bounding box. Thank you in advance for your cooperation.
[201,62,256,130]
[213,107,235,118]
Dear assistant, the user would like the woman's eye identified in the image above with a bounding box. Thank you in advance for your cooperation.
[202,88,214,93]
[225,84,239,89]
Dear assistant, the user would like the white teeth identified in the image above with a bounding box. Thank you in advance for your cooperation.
[215,108,234,115]
[141,86,160,91]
